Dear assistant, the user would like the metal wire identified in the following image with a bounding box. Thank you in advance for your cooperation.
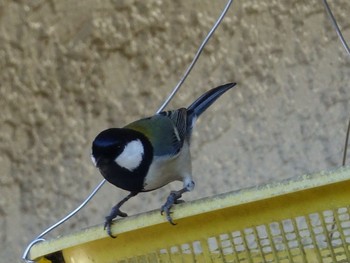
[22,1,234,262]
[322,0,350,167]
[343,119,350,166]
[322,0,350,57]
[322,0,350,242]
[156,0,234,113]
[322,0,350,166]
[22,179,106,262]
[321,1,350,165]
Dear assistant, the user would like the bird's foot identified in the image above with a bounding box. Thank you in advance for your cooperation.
[161,191,185,225]
[104,207,128,238]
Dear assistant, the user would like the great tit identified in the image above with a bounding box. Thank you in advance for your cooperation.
[91,82,236,237]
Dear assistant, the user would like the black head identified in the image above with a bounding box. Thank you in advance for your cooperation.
[92,128,126,167]
[91,128,153,192]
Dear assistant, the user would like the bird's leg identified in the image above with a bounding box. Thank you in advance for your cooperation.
[161,187,189,225]
[104,191,138,238]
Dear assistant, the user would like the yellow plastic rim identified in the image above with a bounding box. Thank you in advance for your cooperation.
[30,167,350,262]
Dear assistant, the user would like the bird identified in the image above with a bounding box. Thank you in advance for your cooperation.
[91,82,236,237]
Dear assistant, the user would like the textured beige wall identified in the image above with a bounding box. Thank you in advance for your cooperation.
[1,0,349,261]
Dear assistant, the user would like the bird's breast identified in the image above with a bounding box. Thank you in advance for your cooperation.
[142,143,192,191]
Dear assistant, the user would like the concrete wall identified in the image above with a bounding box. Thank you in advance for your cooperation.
[1,0,349,261]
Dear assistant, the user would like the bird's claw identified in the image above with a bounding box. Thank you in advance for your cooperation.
[161,205,176,225]
[160,191,184,225]
[104,207,128,238]
[104,219,117,238]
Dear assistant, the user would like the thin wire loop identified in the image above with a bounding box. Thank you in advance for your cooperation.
[21,239,46,263]
[22,179,106,262]
[322,0,350,57]
[22,1,233,262]
[156,0,234,113]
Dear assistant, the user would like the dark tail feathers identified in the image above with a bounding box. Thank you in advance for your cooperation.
[187,82,236,124]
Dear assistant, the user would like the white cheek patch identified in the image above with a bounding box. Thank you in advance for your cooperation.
[115,139,144,171]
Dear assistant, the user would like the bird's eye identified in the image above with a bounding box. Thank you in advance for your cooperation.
[114,143,123,151]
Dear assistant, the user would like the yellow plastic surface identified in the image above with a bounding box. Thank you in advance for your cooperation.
[30,167,350,262]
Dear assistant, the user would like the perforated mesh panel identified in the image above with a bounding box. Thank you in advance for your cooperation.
[118,206,350,263]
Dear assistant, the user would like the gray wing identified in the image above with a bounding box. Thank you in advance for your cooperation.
[125,108,188,157]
